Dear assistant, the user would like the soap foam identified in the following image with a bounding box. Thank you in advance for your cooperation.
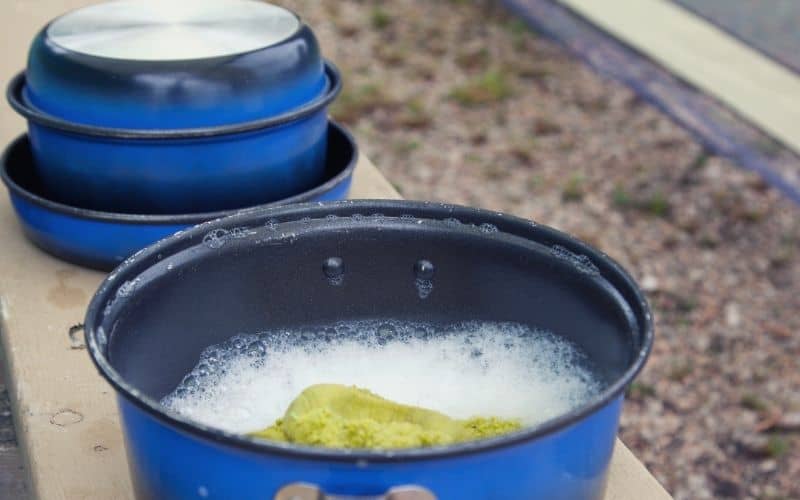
[161,321,602,435]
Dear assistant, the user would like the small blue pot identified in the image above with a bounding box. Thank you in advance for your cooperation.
[1,122,357,271]
[84,200,654,500]
[8,1,341,213]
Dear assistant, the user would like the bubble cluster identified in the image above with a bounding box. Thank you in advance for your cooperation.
[162,320,602,435]
[550,245,600,276]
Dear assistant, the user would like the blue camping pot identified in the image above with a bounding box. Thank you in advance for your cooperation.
[1,122,358,271]
[84,201,654,500]
[7,0,340,214]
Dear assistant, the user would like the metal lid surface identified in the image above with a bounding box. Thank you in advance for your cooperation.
[47,0,300,61]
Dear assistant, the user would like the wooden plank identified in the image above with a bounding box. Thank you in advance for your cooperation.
[0,1,669,499]
[560,0,800,156]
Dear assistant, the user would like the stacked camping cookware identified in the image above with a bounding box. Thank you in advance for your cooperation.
[2,0,355,270]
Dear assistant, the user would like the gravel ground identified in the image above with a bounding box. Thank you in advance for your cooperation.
[277,1,800,498]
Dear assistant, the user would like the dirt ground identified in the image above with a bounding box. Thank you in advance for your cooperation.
[274,1,800,498]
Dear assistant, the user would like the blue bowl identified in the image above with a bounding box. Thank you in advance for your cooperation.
[84,200,653,500]
[7,63,341,214]
[8,1,342,214]
[23,0,327,129]
[1,122,357,271]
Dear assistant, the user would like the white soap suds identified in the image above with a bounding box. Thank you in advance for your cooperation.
[162,321,601,434]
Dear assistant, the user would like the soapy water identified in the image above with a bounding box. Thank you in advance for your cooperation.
[161,320,602,435]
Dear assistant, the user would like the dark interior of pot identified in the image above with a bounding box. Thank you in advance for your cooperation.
[95,203,650,407]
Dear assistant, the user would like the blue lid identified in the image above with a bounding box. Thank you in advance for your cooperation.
[23,0,328,129]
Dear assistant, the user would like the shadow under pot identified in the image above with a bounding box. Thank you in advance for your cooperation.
[8,0,340,214]
[84,200,653,500]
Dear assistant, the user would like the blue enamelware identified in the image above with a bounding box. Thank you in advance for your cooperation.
[8,0,342,213]
[24,0,327,129]
[7,64,340,214]
[1,122,357,271]
[84,200,653,500]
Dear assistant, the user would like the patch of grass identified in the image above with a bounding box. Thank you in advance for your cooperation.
[561,174,585,202]
[688,152,710,171]
[611,186,671,218]
[506,18,532,49]
[612,185,632,209]
[766,435,790,458]
[740,393,768,412]
[642,193,670,217]
[626,381,656,400]
[393,140,420,156]
[397,98,433,128]
[330,84,396,124]
[526,175,542,191]
[450,70,513,107]
[370,7,392,30]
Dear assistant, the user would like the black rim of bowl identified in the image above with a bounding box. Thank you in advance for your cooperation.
[0,121,358,225]
[6,61,341,140]
[84,200,654,463]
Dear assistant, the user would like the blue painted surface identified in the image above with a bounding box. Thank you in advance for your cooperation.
[28,110,329,213]
[118,396,622,500]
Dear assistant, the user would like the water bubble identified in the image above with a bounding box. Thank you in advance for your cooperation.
[325,214,339,221]
[323,257,344,286]
[415,278,434,299]
[247,341,267,357]
[414,260,435,280]
[203,229,230,249]
[300,217,312,224]
[230,227,255,239]
[550,245,599,275]
[443,217,461,226]
[400,214,416,222]
[264,219,278,231]
[377,323,397,338]
[479,223,498,234]
[351,213,365,222]
[116,279,138,298]
[196,362,212,377]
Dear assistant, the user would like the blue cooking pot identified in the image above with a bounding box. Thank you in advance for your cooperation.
[7,0,341,214]
[1,122,357,271]
[84,200,653,500]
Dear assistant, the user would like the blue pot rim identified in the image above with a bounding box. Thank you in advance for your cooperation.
[84,200,655,464]
[6,61,341,140]
[0,121,358,225]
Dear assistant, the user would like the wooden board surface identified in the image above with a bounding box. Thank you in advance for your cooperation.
[560,0,800,156]
[0,1,669,499]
